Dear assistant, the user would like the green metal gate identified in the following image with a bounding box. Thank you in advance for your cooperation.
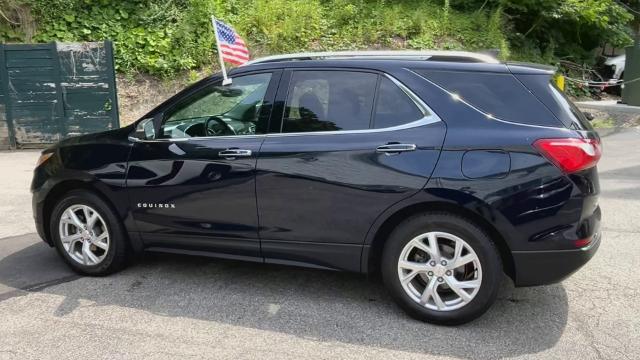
[0,41,119,149]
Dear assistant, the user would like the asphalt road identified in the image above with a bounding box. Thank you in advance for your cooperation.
[0,130,639,359]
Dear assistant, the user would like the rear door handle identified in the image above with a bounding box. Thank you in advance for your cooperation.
[376,143,417,154]
[218,148,252,158]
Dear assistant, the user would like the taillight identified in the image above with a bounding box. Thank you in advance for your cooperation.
[533,138,602,173]
[573,237,592,248]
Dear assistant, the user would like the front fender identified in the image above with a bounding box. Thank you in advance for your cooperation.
[31,138,134,245]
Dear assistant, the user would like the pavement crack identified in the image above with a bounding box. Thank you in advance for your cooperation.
[22,275,82,292]
[0,275,81,303]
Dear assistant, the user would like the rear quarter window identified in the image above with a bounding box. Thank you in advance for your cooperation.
[514,74,594,130]
[414,70,563,127]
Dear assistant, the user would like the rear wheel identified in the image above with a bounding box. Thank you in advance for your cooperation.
[381,212,502,325]
[50,190,128,276]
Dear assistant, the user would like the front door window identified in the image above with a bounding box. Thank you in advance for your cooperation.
[161,73,273,139]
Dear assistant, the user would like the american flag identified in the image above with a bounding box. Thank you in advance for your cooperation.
[214,19,249,66]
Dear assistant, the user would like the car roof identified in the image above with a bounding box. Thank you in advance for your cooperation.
[228,51,555,76]
[243,50,501,65]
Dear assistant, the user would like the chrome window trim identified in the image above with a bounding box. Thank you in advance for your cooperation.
[265,116,440,138]
[129,133,267,143]
[129,73,441,143]
[270,73,441,137]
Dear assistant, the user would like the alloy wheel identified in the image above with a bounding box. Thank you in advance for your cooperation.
[397,231,482,311]
[58,204,110,266]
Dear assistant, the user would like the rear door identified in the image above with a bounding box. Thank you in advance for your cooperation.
[127,71,280,258]
[256,69,446,271]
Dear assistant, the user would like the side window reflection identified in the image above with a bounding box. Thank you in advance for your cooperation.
[282,71,377,133]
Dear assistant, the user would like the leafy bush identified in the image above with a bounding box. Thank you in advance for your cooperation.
[0,0,636,76]
[22,0,217,76]
[452,0,634,65]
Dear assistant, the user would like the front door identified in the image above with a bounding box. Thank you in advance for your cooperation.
[256,69,446,271]
[127,71,280,258]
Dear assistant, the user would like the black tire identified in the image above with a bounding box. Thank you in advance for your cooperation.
[50,190,128,276]
[381,212,502,325]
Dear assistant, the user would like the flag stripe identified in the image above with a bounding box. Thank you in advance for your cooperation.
[220,49,249,59]
[222,54,249,63]
[221,45,249,54]
[219,44,249,55]
[221,53,249,64]
[222,54,249,64]
[224,57,245,66]
[221,50,249,60]
[220,42,248,50]
[220,47,249,57]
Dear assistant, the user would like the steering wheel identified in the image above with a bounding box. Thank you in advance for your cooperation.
[205,116,236,136]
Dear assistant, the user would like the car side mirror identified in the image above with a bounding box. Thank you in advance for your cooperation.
[130,113,164,141]
[583,112,595,121]
[130,117,156,141]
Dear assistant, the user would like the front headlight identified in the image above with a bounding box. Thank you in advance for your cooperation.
[35,152,53,168]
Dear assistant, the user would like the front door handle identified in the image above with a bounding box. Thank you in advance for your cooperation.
[376,143,417,154]
[218,148,252,159]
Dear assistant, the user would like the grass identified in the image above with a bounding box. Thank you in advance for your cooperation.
[590,118,617,128]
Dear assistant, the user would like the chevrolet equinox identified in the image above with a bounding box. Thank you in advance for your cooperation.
[32,51,602,324]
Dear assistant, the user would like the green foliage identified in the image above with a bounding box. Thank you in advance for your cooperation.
[452,0,634,65]
[19,0,217,76]
[238,0,323,53]
[317,0,508,53]
[564,80,596,99]
[590,117,616,128]
[0,0,638,77]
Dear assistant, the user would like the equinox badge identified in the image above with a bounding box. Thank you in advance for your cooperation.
[137,203,176,208]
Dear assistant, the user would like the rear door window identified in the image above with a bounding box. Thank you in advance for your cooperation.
[282,71,378,133]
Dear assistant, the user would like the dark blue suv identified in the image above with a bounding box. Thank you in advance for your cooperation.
[31,51,602,324]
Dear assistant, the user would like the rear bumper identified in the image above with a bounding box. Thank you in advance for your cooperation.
[512,231,601,287]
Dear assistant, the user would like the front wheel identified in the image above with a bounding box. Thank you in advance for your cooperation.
[50,190,128,276]
[381,212,503,325]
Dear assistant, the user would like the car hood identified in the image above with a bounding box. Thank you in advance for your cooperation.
[46,125,134,151]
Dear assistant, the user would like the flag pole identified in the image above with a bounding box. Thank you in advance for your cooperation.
[211,15,232,85]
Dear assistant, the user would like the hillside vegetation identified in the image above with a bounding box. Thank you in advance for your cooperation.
[0,0,635,77]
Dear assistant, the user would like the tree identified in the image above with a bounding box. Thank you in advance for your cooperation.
[452,0,634,62]
[618,1,640,45]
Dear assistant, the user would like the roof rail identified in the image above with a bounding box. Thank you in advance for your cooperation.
[243,50,500,66]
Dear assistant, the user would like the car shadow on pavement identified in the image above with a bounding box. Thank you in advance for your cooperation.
[0,236,569,360]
